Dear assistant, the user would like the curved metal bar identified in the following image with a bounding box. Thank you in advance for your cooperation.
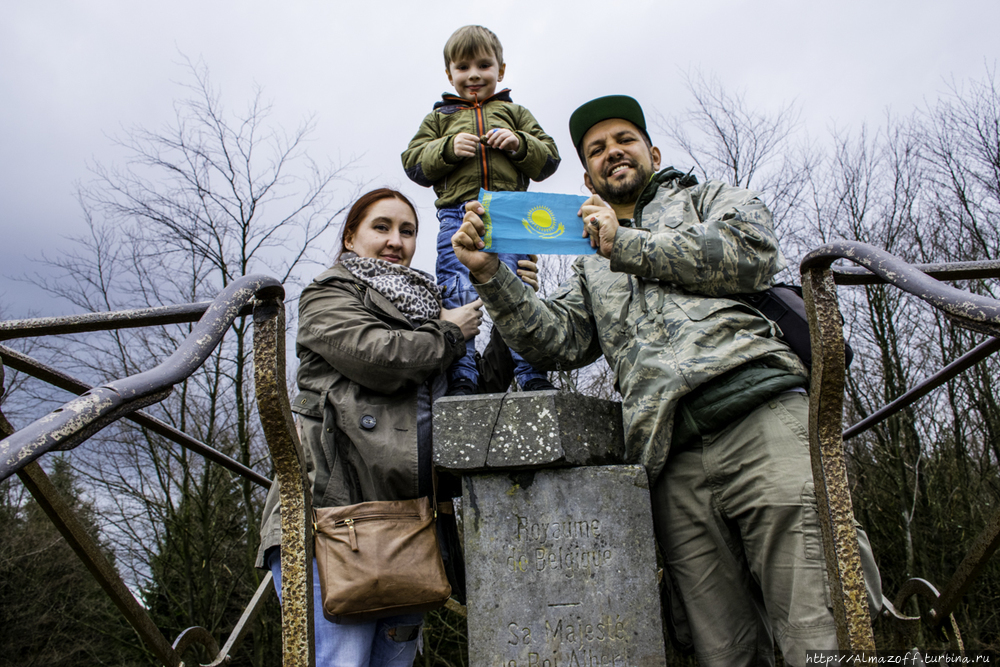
[0,302,255,342]
[0,274,282,483]
[802,241,1000,330]
[880,594,922,650]
[801,242,1000,652]
[0,344,270,488]
[801,267,876,651]
[252,293,314,667]
[172,626,221,663]
[0,371,187,665]
[892,578,964,652]
[833,259,1000,286]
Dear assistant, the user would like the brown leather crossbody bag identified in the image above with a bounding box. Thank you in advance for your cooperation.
[313,496,451,622]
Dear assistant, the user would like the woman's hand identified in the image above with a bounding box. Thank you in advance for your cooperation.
[440,298,484,341]
[517,254,540,291]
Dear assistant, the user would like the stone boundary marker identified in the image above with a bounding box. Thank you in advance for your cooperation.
[434,391,625,471]
[435,391,666,667]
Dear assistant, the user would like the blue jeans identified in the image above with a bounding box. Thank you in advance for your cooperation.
[436,203,547,388]
[267,549,423,666]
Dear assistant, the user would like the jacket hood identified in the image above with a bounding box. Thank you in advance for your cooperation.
[434,88,513,112]
[634,167,699,227]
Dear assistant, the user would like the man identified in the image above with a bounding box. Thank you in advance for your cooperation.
[451,95,880,667]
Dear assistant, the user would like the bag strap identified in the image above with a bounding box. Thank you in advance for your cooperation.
[733,284,854,370]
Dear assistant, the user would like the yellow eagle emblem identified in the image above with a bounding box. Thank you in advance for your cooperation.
[522,206,564,239]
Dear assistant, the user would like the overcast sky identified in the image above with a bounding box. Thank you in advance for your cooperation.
[2,0,999,318]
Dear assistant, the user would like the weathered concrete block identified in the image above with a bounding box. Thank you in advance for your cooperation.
[434,391,625,472]
[462,465,665,667]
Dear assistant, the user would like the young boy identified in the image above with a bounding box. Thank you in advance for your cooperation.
[402,25,561,395]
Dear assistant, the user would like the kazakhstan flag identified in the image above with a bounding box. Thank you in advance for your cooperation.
[478,189,595,255]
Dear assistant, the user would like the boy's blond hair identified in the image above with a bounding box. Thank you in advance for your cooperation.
[443,25,504,68]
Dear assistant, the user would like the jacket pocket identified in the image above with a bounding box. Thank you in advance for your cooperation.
[336,396,420,501]
[290,390,323,419]
[669,292,741,322]
[647,197,691,229]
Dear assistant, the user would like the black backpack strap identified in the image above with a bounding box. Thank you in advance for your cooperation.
[735,284,853,369]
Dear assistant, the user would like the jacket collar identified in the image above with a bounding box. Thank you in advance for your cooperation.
[433,88,513,113]
[314,263,415,329]
[633,167,699,227]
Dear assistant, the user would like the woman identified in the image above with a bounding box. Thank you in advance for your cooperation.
[257,188,536,665]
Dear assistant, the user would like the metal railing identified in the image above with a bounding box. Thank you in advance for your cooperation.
[0,274,314,667]
[2,246,999,663]
[801,242,1000,653]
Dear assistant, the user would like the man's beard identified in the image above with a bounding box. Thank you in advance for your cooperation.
[596,160,652,206]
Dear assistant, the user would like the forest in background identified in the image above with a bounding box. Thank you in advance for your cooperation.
[0,61,998,665]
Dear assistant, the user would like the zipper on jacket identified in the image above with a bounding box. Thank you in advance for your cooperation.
[439,89,511,195]
[472,93,490,191]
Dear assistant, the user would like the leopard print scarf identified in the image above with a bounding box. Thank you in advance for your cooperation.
[340,254,442,325]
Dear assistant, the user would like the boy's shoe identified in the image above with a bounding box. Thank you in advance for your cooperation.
[521,378,556,392]
[446,379,478,396]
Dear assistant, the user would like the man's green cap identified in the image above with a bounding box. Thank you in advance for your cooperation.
[569,95,650,163]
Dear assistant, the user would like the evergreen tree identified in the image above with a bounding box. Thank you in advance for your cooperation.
[140,439,281,666]
[0,456,151,666]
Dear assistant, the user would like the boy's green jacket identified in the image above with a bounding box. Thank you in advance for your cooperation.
[402,89,560,208]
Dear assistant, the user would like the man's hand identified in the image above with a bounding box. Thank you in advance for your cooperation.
[579,195,620,259]
[451,201,501,282]
[484,128,520,153]
[453,132,480,159]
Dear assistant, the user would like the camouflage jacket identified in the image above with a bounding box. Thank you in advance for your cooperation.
[474,168,808,481]
[401,89,560,208]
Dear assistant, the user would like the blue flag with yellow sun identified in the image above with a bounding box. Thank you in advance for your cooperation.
[478,189,595,255]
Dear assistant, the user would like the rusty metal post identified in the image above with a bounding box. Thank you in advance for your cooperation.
[252,289,314,667]
[802,266,876,651]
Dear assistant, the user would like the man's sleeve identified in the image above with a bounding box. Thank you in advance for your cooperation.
[401,112,462,187]
[609,182,784,296]
[507,106,561,182]
[474,261,603,371]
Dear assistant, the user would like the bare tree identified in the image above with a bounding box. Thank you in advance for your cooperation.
[803,80,1000,643]
[10,57,355,665]
[920,64,1000,267]
[654,70,818,235]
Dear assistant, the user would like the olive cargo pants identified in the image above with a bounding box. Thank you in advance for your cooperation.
[652,391,881,667]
